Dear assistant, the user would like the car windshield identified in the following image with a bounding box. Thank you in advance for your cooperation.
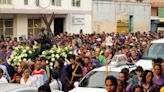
[142,43,164,59]
[79,71,118,88]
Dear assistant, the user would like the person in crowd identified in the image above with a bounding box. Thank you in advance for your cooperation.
[12,73,21,84]
[132,86,144,92]
[49,69,62,90]
[127,66,143,92]
[141,70,154,92]
[105,75,117,92]
[41,57,51,82]
[161,61,164,75]
[152,64,164,90]
[0,58,10,81]
[20,68,36,87]
[66,54,83,90]
[95,48,105,65]
[38,85,51,92]
[118,71,129,92]
[32,58,48,87]
[104,49,112,64]
[0,68,8,83]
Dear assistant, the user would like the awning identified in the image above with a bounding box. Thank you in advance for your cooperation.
[151,16,164,22]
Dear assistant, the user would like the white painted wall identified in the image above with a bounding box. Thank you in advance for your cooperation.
[14,15,28,38]
[0,0,92,11]
[92,1,151,33]
[66,14,92,34]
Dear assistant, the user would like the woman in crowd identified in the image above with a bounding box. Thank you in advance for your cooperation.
[152,64,164,90]
[105,75,117,92]
[141,70,154,92]
[20,68,36,87]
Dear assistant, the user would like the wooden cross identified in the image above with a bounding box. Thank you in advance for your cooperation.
[42,13,55,33]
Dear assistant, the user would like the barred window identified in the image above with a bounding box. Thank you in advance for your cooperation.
[0,19,13,37]
[0,0,11,4]
[72,0,80,7]
[52,0,61,6]
[24,0,28,5]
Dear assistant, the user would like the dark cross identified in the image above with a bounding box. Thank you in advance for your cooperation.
[42,13,55,33]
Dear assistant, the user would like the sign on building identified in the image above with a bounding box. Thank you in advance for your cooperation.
[72,15,85,25]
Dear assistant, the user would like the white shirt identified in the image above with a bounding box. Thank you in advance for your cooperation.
[0,64,10,80]
[20,76,36,87]
[0,76,8,83]
[50,79,62,90]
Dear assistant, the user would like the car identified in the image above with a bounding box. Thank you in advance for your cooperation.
[110,54,127,66]
[0,83,62,92]
[70,61,136,92]
[136,38,164,70]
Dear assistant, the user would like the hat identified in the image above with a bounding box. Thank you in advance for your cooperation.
[136,66,143,72]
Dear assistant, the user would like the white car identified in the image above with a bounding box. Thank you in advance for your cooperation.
[136,38,164,70]
[70,63,136,92]
[0,83,62,92]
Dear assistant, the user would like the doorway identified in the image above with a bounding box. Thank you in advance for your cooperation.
[129,16,134,32]
[54,18,64,35]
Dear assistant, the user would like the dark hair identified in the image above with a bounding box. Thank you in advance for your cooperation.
[154,63,162,74]
[67,54,76,60]
[0,68,3,74]
[156,57,163,64]
[136,66,143,72]
[133,86,144,92]
[119,71,128,81]
[121,68,129,75]
[1,45,6,49]
[105,76,117,88]
[141,70,153,86]
[38,85,51,92]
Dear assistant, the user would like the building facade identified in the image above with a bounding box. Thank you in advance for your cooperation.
[92,0,151,33]
[130,0,164,32]
[0,0,92,38]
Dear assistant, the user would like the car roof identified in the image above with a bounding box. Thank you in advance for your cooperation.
[151,38,164,43]
[0,83,36,92]
[0,83,62,92]
[92,64,136,72]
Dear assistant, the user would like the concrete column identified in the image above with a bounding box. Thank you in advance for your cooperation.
[14,15,28,38]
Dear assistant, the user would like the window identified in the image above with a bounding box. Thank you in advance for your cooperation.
[28,19,41,39]
[51,0,61,6]
[24,0,28,5]
[0,0,11,4]
[72,0,80,7]
[0,19,13,37]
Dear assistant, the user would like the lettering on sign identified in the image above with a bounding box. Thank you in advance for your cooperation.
[72,15,85,25]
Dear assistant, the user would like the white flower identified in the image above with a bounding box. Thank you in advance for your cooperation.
[50,62,53,67]
[18,56,21,60]
[23,50,27,53]
[15,47,19,50]
[55,54,60,59]
[23,58,27,62]
[61,53,67,57]
[26,47,30,50]
[34,41,38,45]
[17,62,20,66]
[42,51,46,55]
[69,51,73,54]
[50,50,54,54]
[53,45,56,48]
[51,54,55,58]
[28,50,32,54]
[33,45,37,49]
[18,59,22,62]
[51,58,55,62]
[24,54,28,57]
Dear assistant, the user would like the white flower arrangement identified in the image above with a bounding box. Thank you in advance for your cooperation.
[7,42,41,67]
[41,45,73,66]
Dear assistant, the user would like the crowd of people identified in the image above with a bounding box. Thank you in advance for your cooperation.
[0,30,164,92]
